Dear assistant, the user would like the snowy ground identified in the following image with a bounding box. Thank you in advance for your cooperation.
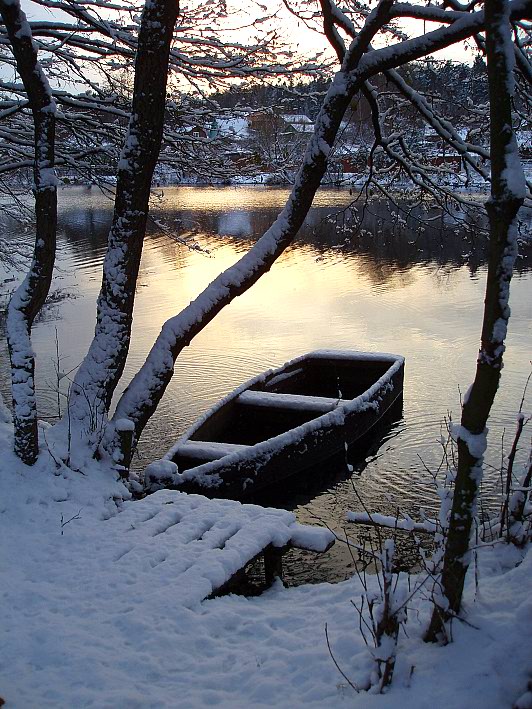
[1,417,531,708]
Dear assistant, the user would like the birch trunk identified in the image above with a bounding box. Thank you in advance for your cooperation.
[0,0,57,465]
[425,0,526,641]
[65,0,179,437]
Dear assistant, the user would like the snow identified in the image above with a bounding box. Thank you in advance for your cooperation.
[215,117,249,138]
[280,114,313,125]
[288,523,335,553]
[0,418,531,707]
[451,424,488,459]
[238,390,345,413]
[175,441,251,465]
[492,316,508,344]
[346,512,437,534]
[115,417,135,432]
[81,489,334,606]
[37,166,59,189]
[501,141,527,200]
[144,458,180,487]
[278,115,315,134]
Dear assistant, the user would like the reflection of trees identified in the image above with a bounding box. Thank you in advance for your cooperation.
[59,206,112,262]
[350,257,416,291]
[47,191,532,289]
[217,211,252,237]
[303,200,532,279]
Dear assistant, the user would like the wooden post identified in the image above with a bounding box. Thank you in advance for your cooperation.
[115,418,134,480]
[263,545,285,586]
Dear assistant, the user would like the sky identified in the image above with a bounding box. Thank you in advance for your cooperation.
[17,0,476,72]
[228,0,476,67]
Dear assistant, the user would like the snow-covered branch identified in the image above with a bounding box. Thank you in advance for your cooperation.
[347,511,437,534]
[110,0,531,446]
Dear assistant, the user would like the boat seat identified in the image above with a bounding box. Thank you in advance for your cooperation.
[237,390,346,414]
[176,440,250,462]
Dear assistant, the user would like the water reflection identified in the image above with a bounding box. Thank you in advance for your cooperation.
[1,185,531,583]
[55,185,531,278]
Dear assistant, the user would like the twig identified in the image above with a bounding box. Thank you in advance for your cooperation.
[324,622,360,694]
[60,509,82,534]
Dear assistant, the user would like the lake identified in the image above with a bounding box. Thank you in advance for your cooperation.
[1,185,531,583]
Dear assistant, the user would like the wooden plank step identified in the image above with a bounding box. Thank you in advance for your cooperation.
[237,390,345,414]
[288,523,335,552]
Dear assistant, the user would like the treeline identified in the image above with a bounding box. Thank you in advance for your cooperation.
[210,78,332,120]
[210,57,489,123]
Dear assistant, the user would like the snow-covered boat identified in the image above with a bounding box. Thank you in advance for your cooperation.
[145,350,404,499]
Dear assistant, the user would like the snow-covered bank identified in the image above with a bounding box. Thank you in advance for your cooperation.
[1,415,531,708]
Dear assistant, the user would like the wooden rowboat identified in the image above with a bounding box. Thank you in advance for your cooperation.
[144,350,404,500]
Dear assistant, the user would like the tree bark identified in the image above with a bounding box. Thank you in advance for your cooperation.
[0,0,57,464]
[425,0,525,641]
[65,0,179,437]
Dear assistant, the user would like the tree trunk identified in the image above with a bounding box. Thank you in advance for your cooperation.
[425,0,525,641]
[0,0,57,464]
[65,0,179,438]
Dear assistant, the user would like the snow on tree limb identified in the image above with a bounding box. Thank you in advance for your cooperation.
[108,0,532,443]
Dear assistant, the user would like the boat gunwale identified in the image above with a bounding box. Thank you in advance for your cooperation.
[162,350,404,490]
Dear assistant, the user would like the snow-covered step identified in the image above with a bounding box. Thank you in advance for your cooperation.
[237,390,346,414]
[103,490,335,606]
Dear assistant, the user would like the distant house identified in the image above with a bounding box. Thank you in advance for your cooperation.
[208,116,255,171]
[246,112,314,136]
[210,117,250,140]
[279,114,314,133]
[181,125,208,139]
[338,150,367,174]
[422,126,464,170]
[247,112,283,134]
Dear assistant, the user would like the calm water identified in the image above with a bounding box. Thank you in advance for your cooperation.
[1,185,531,583]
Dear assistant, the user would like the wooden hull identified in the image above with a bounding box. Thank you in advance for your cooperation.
[156,351,404,500]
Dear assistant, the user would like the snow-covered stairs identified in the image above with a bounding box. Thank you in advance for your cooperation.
[102,490,335,606]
